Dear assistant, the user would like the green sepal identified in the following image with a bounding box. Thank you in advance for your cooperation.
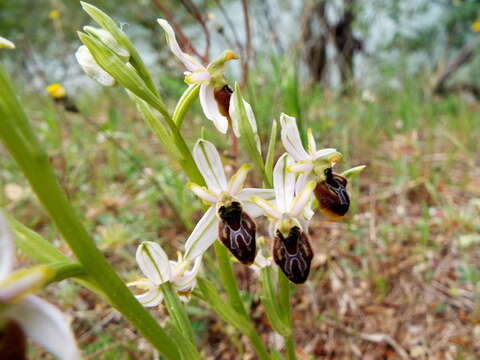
[341,165,366,179]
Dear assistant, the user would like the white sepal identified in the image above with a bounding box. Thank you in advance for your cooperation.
[184,206,218,262]
[136,241,171,285]
[157,19,203,72]
[280,113,309,162]
[273,153,295,213]
[4,295,81,360]
[193,139,228,193]
[0,36,15,49]
[199,84,228,134]
[0,212,14,279]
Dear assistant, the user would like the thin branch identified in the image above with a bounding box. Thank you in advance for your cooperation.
[240,0,252,87]
[179,0,211,62]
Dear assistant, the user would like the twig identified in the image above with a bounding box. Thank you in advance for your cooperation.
[323,317,410,360]
[240,0,252,88]
[179,0,210,62]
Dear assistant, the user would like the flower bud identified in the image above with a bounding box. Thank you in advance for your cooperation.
[273,225,313,284]
[217,201,256,265]
[314,167,350,218]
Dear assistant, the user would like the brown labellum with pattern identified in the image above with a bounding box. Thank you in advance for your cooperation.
[273,226,313,284]
[314,167,350,218]
[217,201,256,265]
[0,320,27,360]
[213,84,233,119]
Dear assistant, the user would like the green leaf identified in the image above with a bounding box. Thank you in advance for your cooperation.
[265,120,278,187]
[196,277,253,335]
[260,267,291,337]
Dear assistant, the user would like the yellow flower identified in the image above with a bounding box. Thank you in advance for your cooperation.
[46,83,66,99]
[48,9,60,20]
[471,20,480,32]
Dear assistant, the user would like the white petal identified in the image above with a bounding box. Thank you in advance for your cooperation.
[0,36,15,49]
[200,84,229,134]
[186,182,218,204]
[313,148,339,161]
[250,197,281,219]
[280,113,309,161]
[136,241,171,285]
[185,70,211,84]
[307,128,317,154]
[294,172,312,195]
[227,163,252,195]
[157,19,203,72]
[193,139,228,193]
[5,295,80,360]
[0,211,14,279]
[75,45,115,86]
[288,160,313,174]
[273,153,295,213]
[173,256,202,292]
[184,207,218,261]
[289,181,316,217]
[135,288,164,307]
[229,96,258,138]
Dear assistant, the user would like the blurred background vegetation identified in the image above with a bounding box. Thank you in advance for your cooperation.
[1,0,480,358]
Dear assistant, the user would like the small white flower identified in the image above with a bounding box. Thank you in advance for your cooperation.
[0,213,80,360]
[157,19,238,134]
[0,36,15,49]
[251,153,316,235]
[184,139,274,261]
[130,241,202,306]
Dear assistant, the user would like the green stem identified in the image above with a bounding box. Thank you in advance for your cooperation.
[278,271,296,360]
[173,84,200,128]
[0,65,180,360]
[213,243,270,360]
[160,282,199,356]
[49,262,86,283]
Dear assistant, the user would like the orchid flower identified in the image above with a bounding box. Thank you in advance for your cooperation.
[229,90,262,152]
[129,241,202,306]
[280,113,361,218]
[157,19,238,134]
[185,139,274,264]
[75,27,130,86]
[251,154,315,284]
[0,213,80,360]
[280,113,340,186]
[0,36,15,49]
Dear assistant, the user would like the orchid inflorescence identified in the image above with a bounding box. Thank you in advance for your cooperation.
[73,4,365,297]
[0,3,366,358]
